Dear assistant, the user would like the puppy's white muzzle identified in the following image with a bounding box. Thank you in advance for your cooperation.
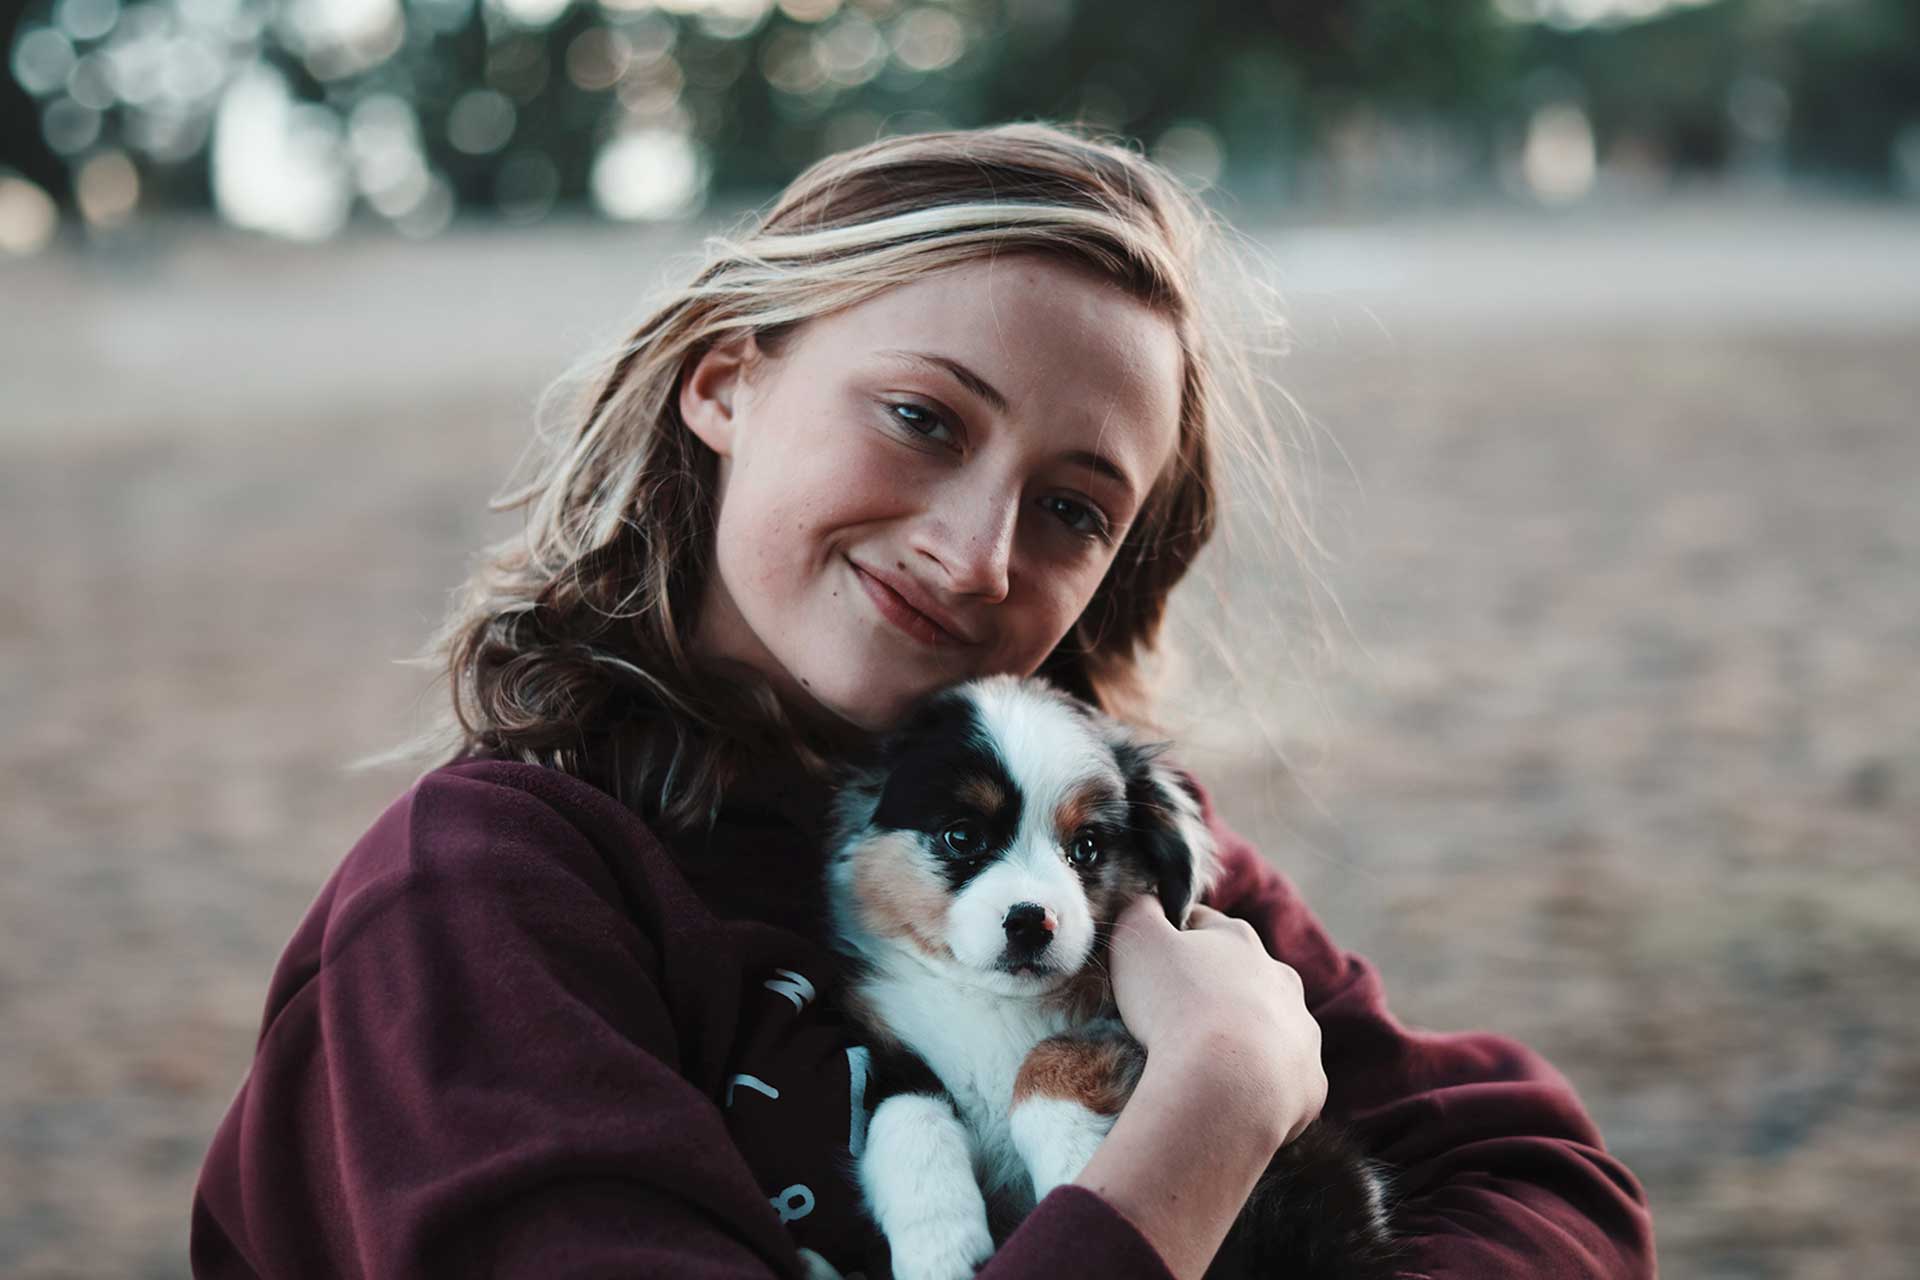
[945,845,1091,980]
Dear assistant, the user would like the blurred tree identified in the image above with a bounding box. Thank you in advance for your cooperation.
[971,0,1514,190]
[1785,0,1920,184]
[2,0,1516,229]
[1,0,69,201]
[5,0,1916,237]
[1511,0,1920,189]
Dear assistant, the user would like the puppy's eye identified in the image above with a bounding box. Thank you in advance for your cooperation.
[1067,832,1101,868]
[941,820,985,857]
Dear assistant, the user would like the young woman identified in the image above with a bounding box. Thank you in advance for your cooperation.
[192,124,1654,1279]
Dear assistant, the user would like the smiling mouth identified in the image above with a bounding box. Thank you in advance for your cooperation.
[850,560,968,648]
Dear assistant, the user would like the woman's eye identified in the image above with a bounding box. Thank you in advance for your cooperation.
[941,821,983,856]
[1043,495,1112,543]
[1066,832,1101,867]
[887,401,955,445]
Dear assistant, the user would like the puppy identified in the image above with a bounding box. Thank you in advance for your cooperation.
[824,674,1399,1280]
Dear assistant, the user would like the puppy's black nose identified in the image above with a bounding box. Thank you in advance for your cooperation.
[1003,902,1056,952]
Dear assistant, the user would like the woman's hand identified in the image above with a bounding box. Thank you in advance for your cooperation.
[1106,897,1327,1148]
[1073,898,1329,1278]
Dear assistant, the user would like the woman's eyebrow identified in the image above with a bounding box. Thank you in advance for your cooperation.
[878,348,1010,415]
[877,347,1139,501]
[1060,448,1136,502]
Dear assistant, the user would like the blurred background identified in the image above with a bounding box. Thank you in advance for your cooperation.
[4,0,1918,1275]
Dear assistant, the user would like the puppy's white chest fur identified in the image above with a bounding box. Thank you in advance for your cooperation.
[864,958,1072,1207]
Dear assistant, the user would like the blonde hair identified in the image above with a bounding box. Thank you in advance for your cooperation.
[377,122,1316,833]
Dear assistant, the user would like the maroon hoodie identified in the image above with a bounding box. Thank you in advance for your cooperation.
[191,754,1654,1279]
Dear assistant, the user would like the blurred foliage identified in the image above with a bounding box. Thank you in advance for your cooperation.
[4,0,1919,238]
[1782,0,1920,179]
[1519,0,1920,188]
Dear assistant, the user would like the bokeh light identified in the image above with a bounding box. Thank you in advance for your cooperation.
[888,6,962,73]
[447,88,518,155]
[0,170,60,253]
[591,126,706,220]
[281,0,403,81]
[211,64,351,240]
[12,26,78,95]
[1523,102,1597,202]
[55,0,120,42]
[490,0,573,31]
[1153,120,1226,191]
[74,146,138,225]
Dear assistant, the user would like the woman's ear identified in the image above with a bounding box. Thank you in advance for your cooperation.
[678,334,758,457]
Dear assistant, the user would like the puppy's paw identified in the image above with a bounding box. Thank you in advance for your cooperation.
[887,1206,994,1280]
[1010,1094,1118,1200]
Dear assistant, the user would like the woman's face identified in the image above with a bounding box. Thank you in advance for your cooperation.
[679,253,1184,733]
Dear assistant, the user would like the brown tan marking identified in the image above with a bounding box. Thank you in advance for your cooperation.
[1011,1030,1147,1115]
[849,830,952,961]
[957,773,1007,817]
[1053,779,1120,848]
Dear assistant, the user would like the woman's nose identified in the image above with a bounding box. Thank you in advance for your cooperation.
[914,481,1017,603]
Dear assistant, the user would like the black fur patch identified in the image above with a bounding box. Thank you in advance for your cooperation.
[1111,738,1197,923]
[870,689,1023,892]
[864,1041,952,1110]
[1210,1121,1403,1280]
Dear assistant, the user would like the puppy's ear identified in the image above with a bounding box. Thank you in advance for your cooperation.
[1114,740,1219,927]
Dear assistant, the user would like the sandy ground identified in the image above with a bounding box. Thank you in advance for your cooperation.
[3,197,1917,1278]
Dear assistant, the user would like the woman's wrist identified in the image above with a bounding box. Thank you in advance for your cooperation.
[1072,1037,1286,1279]
[1143,1028,1296,1150]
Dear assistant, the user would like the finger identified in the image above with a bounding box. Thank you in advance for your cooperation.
[1186,903,1244,931]
[1272,960,1304,993]
[1115,894,1177,935]
[1109,897,1178,957]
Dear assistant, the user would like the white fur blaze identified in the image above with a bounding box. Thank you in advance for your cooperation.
[1008,1095,1115,1201]
[861,1094,994,1280]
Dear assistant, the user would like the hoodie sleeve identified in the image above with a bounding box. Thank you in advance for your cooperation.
[1191,780,1656,1280]
[190,769,819,1280]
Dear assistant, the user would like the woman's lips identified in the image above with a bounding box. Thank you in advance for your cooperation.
[851,561,966,648]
